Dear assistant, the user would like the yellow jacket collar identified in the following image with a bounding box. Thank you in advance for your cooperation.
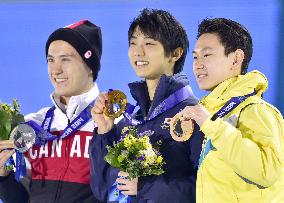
[200,70,268,114]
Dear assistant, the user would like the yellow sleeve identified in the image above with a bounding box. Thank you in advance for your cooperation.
[200,103,283,187]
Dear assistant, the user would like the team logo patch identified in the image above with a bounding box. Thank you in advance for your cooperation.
[84,50,92,59]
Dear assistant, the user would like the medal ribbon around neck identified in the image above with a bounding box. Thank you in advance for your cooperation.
[198,90,257,168]
[106,86,195,202]
[106,86,195,127]
[12,100,95,181]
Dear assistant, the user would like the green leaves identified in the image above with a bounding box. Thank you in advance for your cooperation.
[11,113,25,129]
[104,148,122,168]
[0,109,12,140]
[0,99,24,141]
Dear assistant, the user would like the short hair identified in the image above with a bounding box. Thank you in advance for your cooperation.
[128,8,189,74]
[197,18,253,74]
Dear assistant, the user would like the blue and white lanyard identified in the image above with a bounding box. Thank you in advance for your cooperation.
[198,91,256,168]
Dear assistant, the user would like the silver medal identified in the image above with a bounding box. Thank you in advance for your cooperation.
[9,124,36,153]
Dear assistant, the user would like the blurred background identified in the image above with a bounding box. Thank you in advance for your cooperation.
[0,0,283,115]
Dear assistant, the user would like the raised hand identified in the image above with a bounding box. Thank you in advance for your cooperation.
[180,104,212,127]
[91,93,115,134]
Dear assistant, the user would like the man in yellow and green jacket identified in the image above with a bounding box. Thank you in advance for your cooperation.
[180,18,284,203]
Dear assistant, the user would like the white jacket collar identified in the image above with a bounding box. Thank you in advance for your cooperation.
[50,83,99,120]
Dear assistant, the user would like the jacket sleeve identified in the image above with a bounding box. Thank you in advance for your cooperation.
[89,126,120,202]
[137,174,196,202]
[0,172,29,203]
[137,129,202,202]
[200,103,283,187]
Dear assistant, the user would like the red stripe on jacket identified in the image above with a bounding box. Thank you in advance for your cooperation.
[25,130,93,185]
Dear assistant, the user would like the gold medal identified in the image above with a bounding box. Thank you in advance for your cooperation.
[165,113,194,142]
[103,90,127,119]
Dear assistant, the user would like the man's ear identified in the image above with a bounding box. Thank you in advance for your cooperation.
[170,47,183,62]
[231,49,244,70]
[86,64,93,77]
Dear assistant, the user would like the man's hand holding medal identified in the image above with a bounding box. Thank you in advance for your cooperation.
[0,140,15,176]
[0,100,35,177]
[91,90,127,134]
[164,104,212,142]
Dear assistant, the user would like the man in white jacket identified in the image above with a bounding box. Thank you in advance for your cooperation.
[0,19,102,203]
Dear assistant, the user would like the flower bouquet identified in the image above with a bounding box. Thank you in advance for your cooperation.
[0,99,25,170]
[105,126,164,180]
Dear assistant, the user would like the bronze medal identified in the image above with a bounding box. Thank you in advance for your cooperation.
[165,113,194,142]
[103,90,127,119]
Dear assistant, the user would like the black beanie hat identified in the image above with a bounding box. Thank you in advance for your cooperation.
[45,20,102,81]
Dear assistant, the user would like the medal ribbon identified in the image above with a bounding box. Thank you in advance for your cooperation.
[29,100,95,144]
[198,90,256,168]
[108,179,133,203]
[14,100,95,181]
[124,85,195,125]
[108,85,195,202]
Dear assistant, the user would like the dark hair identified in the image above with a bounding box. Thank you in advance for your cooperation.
[197,18,253,74]
[128,8,189,74]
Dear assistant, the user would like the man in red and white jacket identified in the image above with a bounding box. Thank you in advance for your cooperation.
[0,20,102,203]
